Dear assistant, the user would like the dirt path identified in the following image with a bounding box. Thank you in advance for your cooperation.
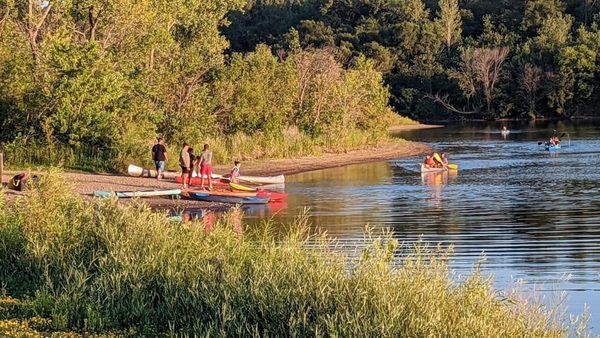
[1,140,431,208]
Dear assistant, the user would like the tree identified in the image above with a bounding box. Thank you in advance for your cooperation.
[437,46,510,116]
[436,0,462,52]
[519,63,543,118]
[548,44,597,116]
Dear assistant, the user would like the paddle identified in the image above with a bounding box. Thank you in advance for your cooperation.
[432,152,455,170]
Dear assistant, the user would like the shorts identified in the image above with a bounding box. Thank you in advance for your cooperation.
[181,166,190,174]
[200,164,213,176]
[154,161,165,172]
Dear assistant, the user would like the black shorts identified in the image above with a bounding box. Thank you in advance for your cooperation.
[181,166,190,174]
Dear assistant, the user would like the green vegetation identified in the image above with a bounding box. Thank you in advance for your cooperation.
[0,173,576,336]
[0,1,408,172]
[225,0,600,121]
[2,0,600,171]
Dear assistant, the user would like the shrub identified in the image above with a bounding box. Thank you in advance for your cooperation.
[0,173,574,336]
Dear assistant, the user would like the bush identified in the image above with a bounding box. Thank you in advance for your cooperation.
[0,173,574,336]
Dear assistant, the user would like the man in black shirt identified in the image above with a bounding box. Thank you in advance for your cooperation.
[151,137,168,180]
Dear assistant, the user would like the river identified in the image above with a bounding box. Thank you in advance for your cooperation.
[188,120,600,331]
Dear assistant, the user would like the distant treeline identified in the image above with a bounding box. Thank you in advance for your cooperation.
[0,0,399,170]
[225,0,600,121]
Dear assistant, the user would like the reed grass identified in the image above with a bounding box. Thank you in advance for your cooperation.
[0,173,577,336]
[2,127,394,173]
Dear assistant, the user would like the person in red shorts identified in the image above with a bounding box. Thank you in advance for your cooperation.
[198,144,213,190]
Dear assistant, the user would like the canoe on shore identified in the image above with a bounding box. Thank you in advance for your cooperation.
[237,174,285,185]
[185,191,269,205]
[127,164,180,179]
[176,176,230,187]
[128,164,285,185]
[229,182,287,202]
[93,189,182,198]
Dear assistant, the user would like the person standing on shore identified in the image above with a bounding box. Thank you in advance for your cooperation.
[199,144,213,190]
[151,137,167,180]
[179,143,191,189]
[187,147,196,186]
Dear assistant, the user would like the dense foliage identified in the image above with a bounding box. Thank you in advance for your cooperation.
[0,0,400,171]
[225,0,600,120]
[0,174,573,336]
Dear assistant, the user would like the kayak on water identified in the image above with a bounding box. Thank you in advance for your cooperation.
[546,144,561,151]
[93,189,182,198]
[420,163,458,173]
[420,164,446,173]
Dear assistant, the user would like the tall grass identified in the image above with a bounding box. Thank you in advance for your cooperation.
[3,127,395,173]
[0,173,576,336]
[203,126,391,167]
[0,140,117,172]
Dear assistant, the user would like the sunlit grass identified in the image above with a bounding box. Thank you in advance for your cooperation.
[0,173,579,336]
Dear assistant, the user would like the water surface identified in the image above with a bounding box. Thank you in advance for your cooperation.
[248,121,600,331]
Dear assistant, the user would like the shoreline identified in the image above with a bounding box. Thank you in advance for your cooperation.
[388,124,443,132]
[1,138,432,209]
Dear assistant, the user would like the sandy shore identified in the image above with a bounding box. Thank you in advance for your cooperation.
[388,124,443,132]
[1,139,431,208]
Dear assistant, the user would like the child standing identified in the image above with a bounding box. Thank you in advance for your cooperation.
[230,161,241,183]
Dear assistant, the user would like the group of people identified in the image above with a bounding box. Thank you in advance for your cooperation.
[423,152,449,169]
[151,138,241,190]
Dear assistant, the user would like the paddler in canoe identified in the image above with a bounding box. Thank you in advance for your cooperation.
[423,155,437,169]
[422,153,457,172]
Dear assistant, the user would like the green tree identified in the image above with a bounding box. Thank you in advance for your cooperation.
[436,0,462,52]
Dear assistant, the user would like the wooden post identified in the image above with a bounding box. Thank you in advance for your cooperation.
[0,153,3,184]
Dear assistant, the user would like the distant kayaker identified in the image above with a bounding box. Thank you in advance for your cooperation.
[179,143,191,189]
[550,135,560,146]
[199,144,213,190]
[151,137,167,180]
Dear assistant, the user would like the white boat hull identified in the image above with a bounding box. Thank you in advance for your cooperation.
[127,164,179,179]
[94,189,182,198]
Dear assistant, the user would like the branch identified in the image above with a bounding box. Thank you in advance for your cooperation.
[425,93,479,115]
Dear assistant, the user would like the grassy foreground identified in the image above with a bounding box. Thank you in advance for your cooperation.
[0,173,574,336]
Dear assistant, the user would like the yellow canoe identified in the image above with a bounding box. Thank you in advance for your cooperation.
[229,182,257,192]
